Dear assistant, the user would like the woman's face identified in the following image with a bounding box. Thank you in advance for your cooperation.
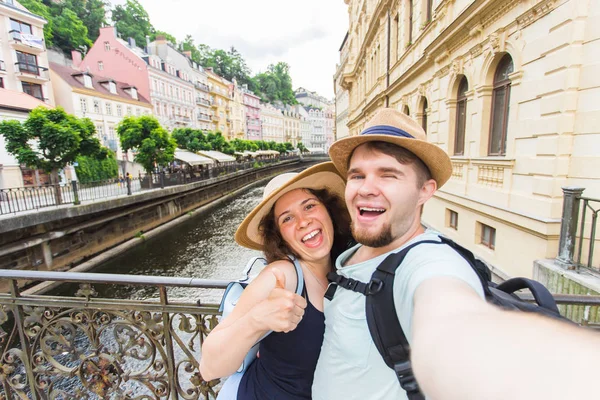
[273,188,335,264]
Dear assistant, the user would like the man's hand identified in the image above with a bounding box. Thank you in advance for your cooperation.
[251,268,307,333]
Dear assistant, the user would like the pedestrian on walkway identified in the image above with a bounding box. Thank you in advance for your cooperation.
[312,108,600,400]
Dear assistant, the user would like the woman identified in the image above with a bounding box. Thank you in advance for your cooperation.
[200,162,351,399]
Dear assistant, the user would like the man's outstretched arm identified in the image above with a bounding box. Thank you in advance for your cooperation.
[411,277,600,400]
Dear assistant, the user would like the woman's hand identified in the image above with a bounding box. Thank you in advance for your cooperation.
[251,268,307,333]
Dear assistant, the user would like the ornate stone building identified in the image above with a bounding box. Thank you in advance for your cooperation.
[339,0,600,277]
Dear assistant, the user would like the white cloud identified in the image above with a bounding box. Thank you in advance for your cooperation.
[110,0,349,99]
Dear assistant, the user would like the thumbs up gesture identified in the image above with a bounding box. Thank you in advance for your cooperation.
[253,267,307,333]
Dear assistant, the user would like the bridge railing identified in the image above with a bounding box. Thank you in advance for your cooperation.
[0,155,312,216]
[0,270,229,400]
[0,268,599,400]
[557,188,600,271]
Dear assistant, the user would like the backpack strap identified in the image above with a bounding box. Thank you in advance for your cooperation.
[288,255,305,296]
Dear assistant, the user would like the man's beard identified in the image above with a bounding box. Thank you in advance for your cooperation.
[351,220,394,248]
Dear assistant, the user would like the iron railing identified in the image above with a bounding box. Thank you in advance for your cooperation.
[0,156,303,216]
[0,269,598,400]
[0,270,229,399]
[557,188,600,270]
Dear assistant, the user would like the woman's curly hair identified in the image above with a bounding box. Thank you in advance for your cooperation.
[258,188,353,270]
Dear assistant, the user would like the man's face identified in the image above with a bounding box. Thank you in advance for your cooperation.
[345,144,431,249]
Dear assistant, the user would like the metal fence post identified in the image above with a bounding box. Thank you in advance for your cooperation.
[126,176,132,195]
[71,180,80,205]
[557,187,585,266]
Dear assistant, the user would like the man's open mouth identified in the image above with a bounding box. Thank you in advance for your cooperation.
[359,207,386,217]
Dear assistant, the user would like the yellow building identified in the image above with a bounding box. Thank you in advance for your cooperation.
[231,81,246,139]
[282,106,302,146]
[206,68,232,138]
[338,0,600,278]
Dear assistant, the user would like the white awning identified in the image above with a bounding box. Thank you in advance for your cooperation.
[255,150,280,155]
[305,147,326,154]
[174,149,214,166]
[197,150,237,162]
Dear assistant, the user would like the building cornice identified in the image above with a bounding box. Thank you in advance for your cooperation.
[0,2,46,25]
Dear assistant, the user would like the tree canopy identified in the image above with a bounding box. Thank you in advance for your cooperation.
[117,116,176,173]
[111,0,153,48]
[0,107,108,181]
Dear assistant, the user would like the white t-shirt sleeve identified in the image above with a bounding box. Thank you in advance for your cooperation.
[393,243,486,343]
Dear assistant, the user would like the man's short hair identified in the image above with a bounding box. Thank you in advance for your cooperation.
[349,141,433,187]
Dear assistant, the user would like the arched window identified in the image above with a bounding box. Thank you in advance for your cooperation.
[489,54,514,155]
[421,97,428,133]
[402,105,410,116]
[454,77,468,155]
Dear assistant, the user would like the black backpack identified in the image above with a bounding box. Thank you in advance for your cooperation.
[325,235,567,400]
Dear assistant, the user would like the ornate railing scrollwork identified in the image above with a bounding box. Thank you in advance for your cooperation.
[0,271,228,400]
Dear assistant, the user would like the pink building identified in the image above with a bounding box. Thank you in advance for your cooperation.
[243,89,261,140]
[79,27,150,101]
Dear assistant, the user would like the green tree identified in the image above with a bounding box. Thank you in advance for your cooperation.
[198,45,252,86]
[0,107,108,201]
[182,35,202,64]
[111,0,153,48]
[253,62,297,105]
[296,142,308,153]
[284,142,294,152]
[60,0,107,43]
[117,116,176,173]
[75,151,119,183]
[51,8,93,52]
[172,128,211,152]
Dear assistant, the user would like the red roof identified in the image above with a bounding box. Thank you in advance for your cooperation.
[0,88,50,112]
[50,62,151,105]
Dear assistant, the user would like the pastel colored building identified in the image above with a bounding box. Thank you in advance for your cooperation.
[334,31,350,140]
[260,102,284,143]
[49,61,151,176]
[243,87,261,140]
[206,68,232,138]
[0,0,54,188]
[340,0,600,277]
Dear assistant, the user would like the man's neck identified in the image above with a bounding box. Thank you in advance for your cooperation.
[349,223,425,265]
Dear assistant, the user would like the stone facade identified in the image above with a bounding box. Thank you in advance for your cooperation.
[340,0,600,277]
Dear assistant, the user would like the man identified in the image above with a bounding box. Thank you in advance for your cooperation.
[312,108,599,400]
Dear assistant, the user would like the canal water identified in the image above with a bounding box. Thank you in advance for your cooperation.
[53,184,267,302]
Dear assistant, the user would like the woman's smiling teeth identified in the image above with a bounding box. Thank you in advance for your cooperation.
[302,229,321,242]
[359,207,386,216]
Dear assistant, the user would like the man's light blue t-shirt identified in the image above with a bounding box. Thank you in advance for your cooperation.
[312,229,485,400]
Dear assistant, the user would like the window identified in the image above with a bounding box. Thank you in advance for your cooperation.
[108,82,117,94]
[16,51,38,74]
[116,104,122,117]
[489,54,514,156]
[426,0,433,23]
[83,74,93,88]
[127,106,132,115]
[22,82,43,100]
[421,97,428,133]
[104,41,110,51]
[93,99,100,114]
[96,124,103,137]
[136,108,141,116]
[98,61,103,71]
[447,209,458,230]
[10,19,32,35]
[408,0,413,45]
[130,88,138,100]
[0,77,4,88]
[479,223,496,250]
[80,97,88,113]
[402,105,410,116]
[454,77,468,155]
[105,102,112,115]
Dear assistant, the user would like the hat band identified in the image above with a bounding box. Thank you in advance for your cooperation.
[361,125,414,139]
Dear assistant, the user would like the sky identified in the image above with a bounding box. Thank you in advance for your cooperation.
[111,0,349,100]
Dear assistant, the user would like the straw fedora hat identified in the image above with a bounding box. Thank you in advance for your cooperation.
[329,108,452,188]
[235,161,346,251]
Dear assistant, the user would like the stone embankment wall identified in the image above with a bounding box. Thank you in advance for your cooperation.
[0,159,323,283]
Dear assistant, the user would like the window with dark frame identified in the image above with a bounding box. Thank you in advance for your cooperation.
[454,76,468,155]
[22,82,43,101]
[16,51,39,75]
[489,54,514,156]
[448,210,458,230]
[0,77,4,89]
[426,0,433,22]
[421,97,428,133]
[10,19,32,35]
[480,223,496,250]
[403,105,410,116]
[408,0,413,44]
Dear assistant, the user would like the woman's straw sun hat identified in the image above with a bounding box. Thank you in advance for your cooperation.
[329,108,452,188]
[235,162,346,251]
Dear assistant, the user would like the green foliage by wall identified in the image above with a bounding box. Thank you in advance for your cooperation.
[75,151,119,183]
